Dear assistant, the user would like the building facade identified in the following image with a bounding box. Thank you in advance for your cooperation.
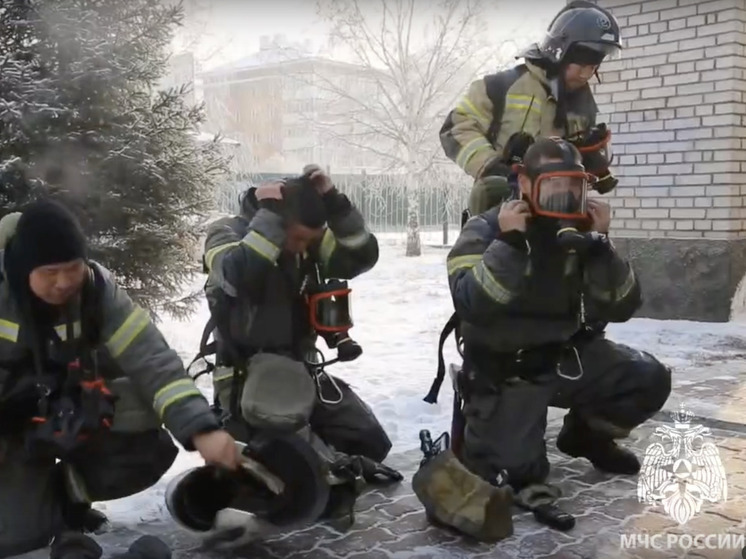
[579,0,746,321]
[199,35,387,175]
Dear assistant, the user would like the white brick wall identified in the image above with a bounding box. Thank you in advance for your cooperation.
[579,0,746,238]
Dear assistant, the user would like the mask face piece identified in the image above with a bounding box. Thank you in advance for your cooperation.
[307,279,354,334]
[530,168,591,221]
[536,175,586,216]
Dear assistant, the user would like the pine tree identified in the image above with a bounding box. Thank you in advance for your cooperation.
[0,0,228,318]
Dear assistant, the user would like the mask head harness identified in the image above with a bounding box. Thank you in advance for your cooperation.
[515,137,595,225]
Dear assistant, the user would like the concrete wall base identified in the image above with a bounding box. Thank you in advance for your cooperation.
[612,237,746,323]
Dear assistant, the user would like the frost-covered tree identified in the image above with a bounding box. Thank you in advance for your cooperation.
[312,0,495,256]
[0,0,228,318]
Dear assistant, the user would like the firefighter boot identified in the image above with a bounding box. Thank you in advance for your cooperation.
[556,412,640,475]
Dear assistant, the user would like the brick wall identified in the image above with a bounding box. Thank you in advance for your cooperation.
[582,0,746,240]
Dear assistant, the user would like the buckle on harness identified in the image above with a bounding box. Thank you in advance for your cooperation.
[315,371,343,405]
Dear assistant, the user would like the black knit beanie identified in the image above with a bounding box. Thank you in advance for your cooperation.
[5,199,87,285]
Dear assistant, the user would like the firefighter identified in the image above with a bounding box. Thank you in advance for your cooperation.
[441,137,670,507]
[0,199,240,558]
[440,0,622,216]
[186,165,399,532]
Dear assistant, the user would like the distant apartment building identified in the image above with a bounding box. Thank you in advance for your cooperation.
[199,35,389,174]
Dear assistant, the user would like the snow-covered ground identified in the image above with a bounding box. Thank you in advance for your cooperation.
[97,230,746,527]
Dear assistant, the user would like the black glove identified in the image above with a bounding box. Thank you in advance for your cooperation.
[480,157,512,178]
[321,188,351,218]
[502,132,535,164]
[50,532,102,559]
[112,536,172,559]
[257,197,284,216]
[356,455,404,484]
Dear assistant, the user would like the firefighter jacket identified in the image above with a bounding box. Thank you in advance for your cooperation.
[440,61,599,180]
[446,209,640,353]
[0,257,220,450]
[202,187,378,380]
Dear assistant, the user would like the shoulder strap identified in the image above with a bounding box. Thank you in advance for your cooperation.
[80,264,106,348]
[484,64,529,145]
[423,312,461,404]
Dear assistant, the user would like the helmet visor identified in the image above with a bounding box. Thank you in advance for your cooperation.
[576,40,622,61]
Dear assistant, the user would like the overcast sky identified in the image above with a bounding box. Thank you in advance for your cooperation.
[172,0,567,71]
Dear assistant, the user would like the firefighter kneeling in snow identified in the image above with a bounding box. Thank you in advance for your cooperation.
[0,199,240,559]
[168,165,400,538]
[416,138,671,538]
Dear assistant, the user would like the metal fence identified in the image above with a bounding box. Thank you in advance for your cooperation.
[214,170,472,238]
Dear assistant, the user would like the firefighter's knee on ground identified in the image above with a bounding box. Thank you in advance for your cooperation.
[240,353,316,433]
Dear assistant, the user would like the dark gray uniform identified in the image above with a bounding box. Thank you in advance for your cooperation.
[446,210,671,489]
[0,260,221,558]
[202,189,391,463]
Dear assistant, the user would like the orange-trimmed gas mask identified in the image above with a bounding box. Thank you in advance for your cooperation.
[517,156,595,223]
[569,124,614,186]
[307,279,353,335]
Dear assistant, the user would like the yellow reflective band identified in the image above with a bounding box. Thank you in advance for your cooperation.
[205,241,240,271]
[153,379,202,418]
[213,367,234,383]
[456,137,493,169]
[471,261,514,304]
[241,230,280,263]
[617,267,637,299]
[447,254,482,276]
[106,306,150,358]
[505,94,542,110]
[54,321,81,341]
[589,267,636,302]
[320,229,336,265]
[0,319,19,343]
[456,98,490,128]
[337,230,369,249]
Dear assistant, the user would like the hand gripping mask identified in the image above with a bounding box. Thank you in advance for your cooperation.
[517,137,596,223]
[306,279,353,335]
[568,124,614,184]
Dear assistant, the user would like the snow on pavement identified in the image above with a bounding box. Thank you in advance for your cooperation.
[98,230,746,527]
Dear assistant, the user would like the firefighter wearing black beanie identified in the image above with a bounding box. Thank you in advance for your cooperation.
[3,198,88,308]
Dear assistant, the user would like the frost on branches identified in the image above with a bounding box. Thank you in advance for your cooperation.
[0,0,228,318]
[311,0,492,256]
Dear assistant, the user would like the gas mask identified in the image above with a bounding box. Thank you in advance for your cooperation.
[306,279,362,363]
[519,167,592,223]
[568,124,615,193]
[516,138,602,252]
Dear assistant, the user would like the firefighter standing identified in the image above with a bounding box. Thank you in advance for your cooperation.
[440,0,623,215]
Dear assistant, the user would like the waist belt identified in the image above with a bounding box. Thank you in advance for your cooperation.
[467,328,598,383]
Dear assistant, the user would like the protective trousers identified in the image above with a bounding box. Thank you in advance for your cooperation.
[460,336,672,490]
[0,429,178,558]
